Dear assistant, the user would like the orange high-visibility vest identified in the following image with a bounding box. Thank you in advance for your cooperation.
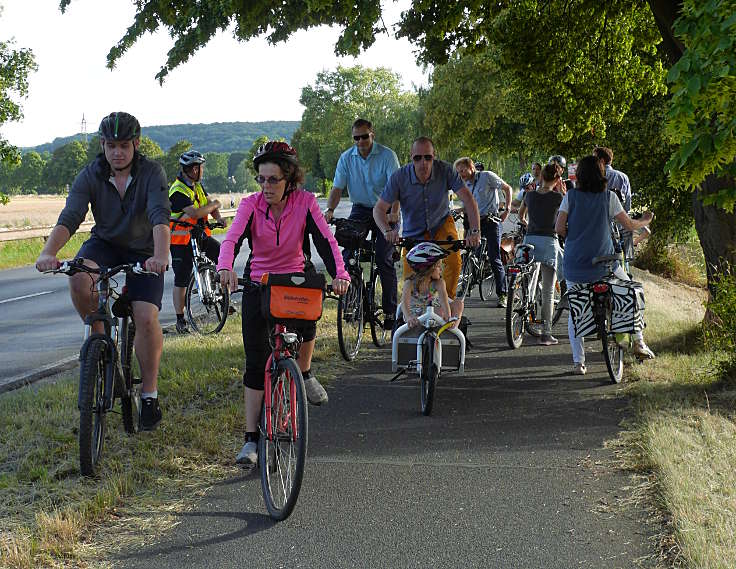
[169,178,211,245]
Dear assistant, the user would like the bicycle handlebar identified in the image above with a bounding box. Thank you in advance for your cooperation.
[169,217,225,230]
[395,237,468,251]
[44,258,157,277]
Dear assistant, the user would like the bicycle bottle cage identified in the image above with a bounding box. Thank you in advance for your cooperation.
[260,272,326,323]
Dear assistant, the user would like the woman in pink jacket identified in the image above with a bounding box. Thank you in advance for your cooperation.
[217,141,350,465]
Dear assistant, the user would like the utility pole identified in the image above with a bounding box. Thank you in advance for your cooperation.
[80,114,88,144]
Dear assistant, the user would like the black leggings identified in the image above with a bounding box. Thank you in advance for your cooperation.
[241,286,316,390]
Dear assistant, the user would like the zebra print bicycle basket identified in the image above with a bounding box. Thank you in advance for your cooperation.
[567,279,645,337]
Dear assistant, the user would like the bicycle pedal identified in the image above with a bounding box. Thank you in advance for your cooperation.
[132,377,142,385]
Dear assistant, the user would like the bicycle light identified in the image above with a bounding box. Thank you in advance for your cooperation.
[593,283,609,293]
[507,266,521,274]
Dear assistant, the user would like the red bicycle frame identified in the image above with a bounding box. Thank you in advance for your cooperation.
[263,323,300,442]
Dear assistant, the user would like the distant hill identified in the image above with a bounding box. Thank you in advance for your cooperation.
[26,121,301,154]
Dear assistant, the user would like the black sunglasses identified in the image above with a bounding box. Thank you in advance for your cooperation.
[412,154,433,162]
[353,133,371,141]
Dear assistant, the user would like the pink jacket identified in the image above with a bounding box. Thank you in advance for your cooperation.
[217,189,350,283]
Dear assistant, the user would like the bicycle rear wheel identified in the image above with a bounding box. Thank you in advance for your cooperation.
[478,260,495,302]
[456,252,472,299]
[259,358,308,521]
[551,280,566,327]
[369,271,389,347]
[79,336,108,477]
[527,281,544,338]
[420,335,438,416]
[120,319,141,434]
[186,264,230,334]
[337,274,363,360]
[601,309,624,384]
[505,274,525,348]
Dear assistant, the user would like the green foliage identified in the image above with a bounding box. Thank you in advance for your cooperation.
[42,140,87,193]
[293,65,422,182]
[202,152,229,194]
[27,121,299,156]
[159,140,192,183]
[704,268,736,355]
[13,150,45,194]
[0,29,37,203]
[137,136,163,159]
[665,0,736,210]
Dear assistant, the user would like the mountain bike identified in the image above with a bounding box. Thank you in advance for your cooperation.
[169,218,230,334]
[45,259,154,476]
[452,209,498,302]
[238,273,336,521]
[330,218,392,361]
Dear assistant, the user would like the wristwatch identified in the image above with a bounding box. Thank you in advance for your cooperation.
[326,207,335,213]
[469,228,480,235]
[383,227,393,236]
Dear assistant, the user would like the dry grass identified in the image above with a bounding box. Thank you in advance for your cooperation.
[614,269,736,568]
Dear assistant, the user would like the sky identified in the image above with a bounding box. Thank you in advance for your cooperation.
[0,0,430,147]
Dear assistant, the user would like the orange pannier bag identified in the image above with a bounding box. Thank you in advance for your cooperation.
[260,272,326,323]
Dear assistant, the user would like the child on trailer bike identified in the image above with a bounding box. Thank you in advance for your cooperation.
[216,141,350,466]
[401,242,453,329]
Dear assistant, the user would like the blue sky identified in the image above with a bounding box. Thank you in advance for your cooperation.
[0,0,429,147]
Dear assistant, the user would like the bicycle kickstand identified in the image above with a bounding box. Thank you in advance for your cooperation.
[389,368,409,382]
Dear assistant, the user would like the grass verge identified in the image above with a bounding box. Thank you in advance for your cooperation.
[0,234,89,271]
[0,301,352,568]
[614,268,736,568]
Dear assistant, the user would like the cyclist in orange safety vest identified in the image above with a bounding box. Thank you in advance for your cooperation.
[169,150,227,333]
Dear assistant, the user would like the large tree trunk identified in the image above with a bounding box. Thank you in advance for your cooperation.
[692,175,736,297]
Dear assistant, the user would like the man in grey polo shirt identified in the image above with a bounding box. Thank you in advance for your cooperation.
[373,137,481,320]
[35,112,171,431]
[324,118,400,328]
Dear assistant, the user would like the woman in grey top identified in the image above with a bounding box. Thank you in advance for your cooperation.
[518,163,564,345]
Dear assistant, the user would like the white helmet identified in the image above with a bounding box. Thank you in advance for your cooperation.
[406,242,448,273]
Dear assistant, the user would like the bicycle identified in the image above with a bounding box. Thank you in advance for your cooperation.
[237,273,335,521]
[169,217,230,334]
[44,259,154,476]
[330,217,392,361]
[451,208,499,302]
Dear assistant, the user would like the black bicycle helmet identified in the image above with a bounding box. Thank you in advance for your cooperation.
[180,150,206,167]
[98,112,140,141]
[548,155,567,169]
[473,161,484,171]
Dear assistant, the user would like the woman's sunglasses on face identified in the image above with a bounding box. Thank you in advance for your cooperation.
[254,175,285,185]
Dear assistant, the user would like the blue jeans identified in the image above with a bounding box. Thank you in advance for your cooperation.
[481,217,506,295]
[343,204,398,320]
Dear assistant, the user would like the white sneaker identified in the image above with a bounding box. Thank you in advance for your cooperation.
[633,340,655,360]
[236,441,257,465]
[304,376,328,405]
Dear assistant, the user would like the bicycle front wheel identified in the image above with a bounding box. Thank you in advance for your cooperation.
[120,319,141,434]
[186,264,230,334]
[420,336,438,416]
[551,280,566,327]
[337,274,363,360]
[259,358,308,521]
[79,336,108,477]
[369,271,389,347]
[527,281,544,338]
[505,274,525,349]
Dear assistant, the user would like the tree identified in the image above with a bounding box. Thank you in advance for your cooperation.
[138,136,164,159]
[1,17,37,203]
[159,140,192,182]
[293,65,422,186]
[43,140,88,193]
[202,152,229,195]
[13,150,45,194]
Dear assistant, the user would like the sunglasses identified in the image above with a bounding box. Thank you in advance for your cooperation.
[353,133,371,141]
[254,175,286,185]
[412,154,434,162]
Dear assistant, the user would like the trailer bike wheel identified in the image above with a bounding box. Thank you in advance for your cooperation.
[259,358,308,521]
[420,336,438,416]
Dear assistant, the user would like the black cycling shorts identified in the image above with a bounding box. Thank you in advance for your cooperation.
[241,285,316,390]
[170,237,221,288]
[75,236,164,310]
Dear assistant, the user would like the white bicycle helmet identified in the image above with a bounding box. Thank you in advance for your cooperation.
[180,150,206,167]
[406,242,449,273]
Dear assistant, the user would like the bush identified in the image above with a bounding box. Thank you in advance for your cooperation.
[634,238,706,288]
[704,268,736,355]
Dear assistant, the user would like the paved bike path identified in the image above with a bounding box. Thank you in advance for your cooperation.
[116,298,654,569]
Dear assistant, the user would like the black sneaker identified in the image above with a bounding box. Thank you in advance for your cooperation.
[175,318,189,334]
[140,397,162,431]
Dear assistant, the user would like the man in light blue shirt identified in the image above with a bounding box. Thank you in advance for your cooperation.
[454,157,512,307]
[324,119,400,327]
[594,146,631,212]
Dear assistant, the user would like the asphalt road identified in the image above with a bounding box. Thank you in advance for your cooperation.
[0,199,352,388]
[114,298,653,569]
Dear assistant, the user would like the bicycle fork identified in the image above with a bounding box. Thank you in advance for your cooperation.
[191,239,213,300]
